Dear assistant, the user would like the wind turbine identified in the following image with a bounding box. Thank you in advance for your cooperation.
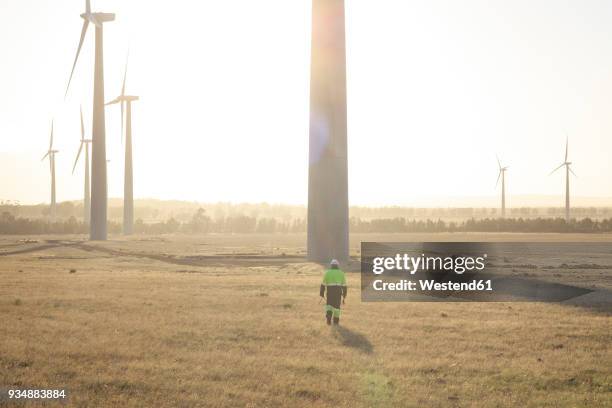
[106,56,139,235]
[308,0,349,262]
[496,156,509,218]
[41,121,59,220]
[72,106,92,225]
[549,137,576,222]
[65,0,115,240]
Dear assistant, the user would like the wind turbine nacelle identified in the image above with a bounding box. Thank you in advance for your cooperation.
[81,12,115,23]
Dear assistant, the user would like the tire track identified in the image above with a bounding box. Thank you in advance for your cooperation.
[0,240,81,256]
[72,242,307,267]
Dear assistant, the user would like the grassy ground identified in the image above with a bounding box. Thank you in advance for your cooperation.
[0,234,610,407]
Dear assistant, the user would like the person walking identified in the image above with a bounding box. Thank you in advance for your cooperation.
[320,259,347,325]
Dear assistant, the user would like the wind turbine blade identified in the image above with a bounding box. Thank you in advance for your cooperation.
[105,98,120,106]
[121,101,124,145]
[121,52,129,96]
[65,20,89,98]
[49,121,54,150]
[569,167,577,177]
[549,163,564,176]
[41,152,49,161]
[80,105,85,140]
[565,137,568,162]
[72,142,84,174]
[495,170,501,187]
[496,155,501,170]
[86,0,91,13]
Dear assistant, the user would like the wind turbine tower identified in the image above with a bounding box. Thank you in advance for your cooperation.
[65,0,115,240]
[72,107,92,224]
[42,121,59,219]
[496,156,508,218]
[308,0,349,263]
[106,57,139,235]
[550,138,576,223]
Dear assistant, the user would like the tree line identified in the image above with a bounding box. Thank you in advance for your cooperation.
[4,200,612,223]
[2,209,612,234]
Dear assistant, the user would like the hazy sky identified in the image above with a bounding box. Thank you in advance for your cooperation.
[2,0,612,206]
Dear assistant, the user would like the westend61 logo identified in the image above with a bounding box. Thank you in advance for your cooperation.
[371,253,488,275]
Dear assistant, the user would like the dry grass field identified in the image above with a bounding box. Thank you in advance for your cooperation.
[0,233,610,407]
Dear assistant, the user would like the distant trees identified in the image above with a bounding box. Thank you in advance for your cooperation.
[2,207,612,235]
[0,212,86,234]
[3,200,612,224]
[349,216,611,233]
[185,208,211,233]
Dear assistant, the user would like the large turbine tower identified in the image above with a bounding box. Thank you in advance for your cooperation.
[106,57,139,235]
[41,121,59,219]
[65,0,115,240]
[72,106,92,224]
[550,138,576,222]
[308,0,349,263]
[496,156,508,218]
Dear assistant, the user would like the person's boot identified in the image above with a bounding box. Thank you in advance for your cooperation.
[333,317,340,326]
[326,311,332,325]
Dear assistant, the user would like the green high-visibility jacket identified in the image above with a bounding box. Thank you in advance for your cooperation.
[320,268,347,301]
